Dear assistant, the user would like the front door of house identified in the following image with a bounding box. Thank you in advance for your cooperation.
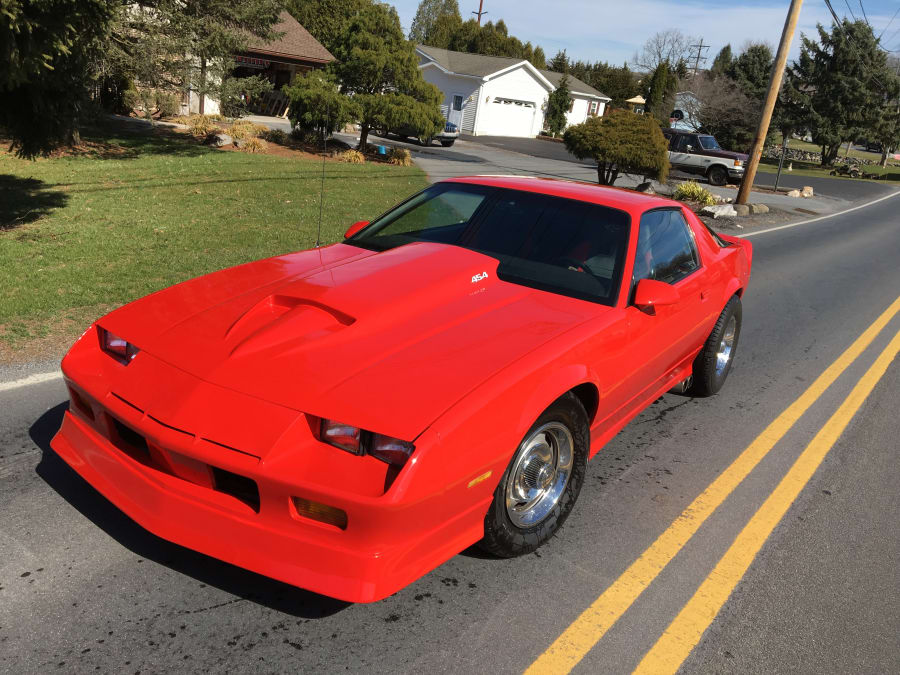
[449,94,465,127]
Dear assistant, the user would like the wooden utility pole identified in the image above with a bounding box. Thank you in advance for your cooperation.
[688,39,709,75]
[737,0,804,204]
[472,0,487,24]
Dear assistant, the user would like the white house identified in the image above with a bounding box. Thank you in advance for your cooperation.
[416,46,611,138]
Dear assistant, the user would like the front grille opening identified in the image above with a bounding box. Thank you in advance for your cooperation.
[68,387,95,421]
[109,417,151,464]
[211,467,260,513]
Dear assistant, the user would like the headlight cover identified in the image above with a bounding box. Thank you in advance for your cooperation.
[99,327,140,365]
[319,419,415,466]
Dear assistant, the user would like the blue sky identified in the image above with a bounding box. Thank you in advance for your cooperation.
[387,0,900,66]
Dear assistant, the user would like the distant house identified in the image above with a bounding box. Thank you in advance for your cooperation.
[416,45,610,138]
[670,91,701,131]
[189,11,334,117]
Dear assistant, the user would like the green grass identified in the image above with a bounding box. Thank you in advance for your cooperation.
[0,124,428,349]
[756,156,900,183]
[773,133,893,163]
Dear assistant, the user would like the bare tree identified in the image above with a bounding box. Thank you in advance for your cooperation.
[678,72,760,150]
[633,29,695,72]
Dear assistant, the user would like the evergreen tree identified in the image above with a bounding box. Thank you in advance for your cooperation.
[784,20,898,165]
[409,0,460,43]
[727,43,773,100]
[548,50,569,73]
[645,61,676,124]
[285,0,369,54]
[564,111,669,185]
[545,75,571,137]
[284,70,358,136]
[1,0,113,157]
[330,2,444,149]
[710,44,733,76]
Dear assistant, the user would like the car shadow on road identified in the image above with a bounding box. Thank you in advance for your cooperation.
[30,402,350,619]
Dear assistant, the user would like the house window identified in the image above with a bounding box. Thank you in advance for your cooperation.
[452,95,464,111]
[589,101,598,116]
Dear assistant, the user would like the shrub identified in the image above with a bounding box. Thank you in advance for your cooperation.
[238,137,268,153]
[218,75,273,119]
[673,180,716,206]
[284,70,359,137]
[122,89,141,113]
[188,116,221,140]
[156,91,180,118]
[262,128,289,145]
[339,149,365,164]
[290,127,321,145]
[387,147,412,166]
[563,110,670,185]
[230,121,269,141]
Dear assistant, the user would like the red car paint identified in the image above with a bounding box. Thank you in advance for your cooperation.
[52,176,752,603]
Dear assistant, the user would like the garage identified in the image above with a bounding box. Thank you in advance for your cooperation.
[478,97,538,137]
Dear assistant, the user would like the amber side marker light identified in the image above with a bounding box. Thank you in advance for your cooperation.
[291,497,348,530]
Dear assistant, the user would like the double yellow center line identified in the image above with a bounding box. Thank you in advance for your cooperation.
[528,294,900,674]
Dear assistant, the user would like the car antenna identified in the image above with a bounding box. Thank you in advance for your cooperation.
[315,103,328,248]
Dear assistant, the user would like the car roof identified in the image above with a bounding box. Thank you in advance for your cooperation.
[440,175,681,213]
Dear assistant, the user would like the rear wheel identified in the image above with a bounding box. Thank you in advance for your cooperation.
[689,295,742,396]
[708,165,728,186]
[479,392,588,557]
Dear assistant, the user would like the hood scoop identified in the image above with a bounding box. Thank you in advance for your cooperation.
[224,294,355,358]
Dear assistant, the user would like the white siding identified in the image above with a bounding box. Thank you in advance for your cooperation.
[419,66,480,132]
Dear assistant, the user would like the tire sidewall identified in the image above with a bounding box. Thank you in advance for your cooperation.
[692,295,742,396]
[481,393,589,557]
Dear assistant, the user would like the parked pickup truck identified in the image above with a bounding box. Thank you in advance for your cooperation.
[380,121,459,147]
[661,129,748,186]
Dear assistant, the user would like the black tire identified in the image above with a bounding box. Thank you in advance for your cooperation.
[689,295,742,396]
[440,140,455,147]
[708,165,728,186]
[479,392,589,557]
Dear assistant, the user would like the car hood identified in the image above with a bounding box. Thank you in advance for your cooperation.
[103,242,598,440]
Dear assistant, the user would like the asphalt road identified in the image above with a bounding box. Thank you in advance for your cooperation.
[2,193,900,673]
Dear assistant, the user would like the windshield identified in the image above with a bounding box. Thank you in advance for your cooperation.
[346,183,631,305]
[698,135,721,150]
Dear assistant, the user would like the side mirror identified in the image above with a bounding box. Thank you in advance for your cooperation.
[344,220,369,239]
[634,279,680,313]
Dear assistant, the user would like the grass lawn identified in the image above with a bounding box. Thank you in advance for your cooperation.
[761,134,900,183]
[0,123,428,360]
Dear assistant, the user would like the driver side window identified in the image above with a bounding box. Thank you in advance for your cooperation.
[633,209,700,288]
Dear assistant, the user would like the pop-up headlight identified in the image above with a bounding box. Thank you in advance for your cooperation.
[99,327,140,365]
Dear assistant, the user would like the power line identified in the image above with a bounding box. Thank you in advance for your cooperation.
[878,6,900,41]
[823,0,890,92]
[688,39,710,75]
[857,0,870,28]
[842,0,858,22]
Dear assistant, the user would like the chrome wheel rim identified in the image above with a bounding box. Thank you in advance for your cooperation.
[715,315,737,375]
[505,422,574,528]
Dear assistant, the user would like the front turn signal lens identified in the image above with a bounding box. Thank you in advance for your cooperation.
[291,497,348,530]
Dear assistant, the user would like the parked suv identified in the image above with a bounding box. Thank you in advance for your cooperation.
[662,129,748,186]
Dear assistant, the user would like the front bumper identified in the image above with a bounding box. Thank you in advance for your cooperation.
[51,345,488,603]
[728,167,745,179]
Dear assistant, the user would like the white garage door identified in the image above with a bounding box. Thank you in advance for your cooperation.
[478,97,537,137]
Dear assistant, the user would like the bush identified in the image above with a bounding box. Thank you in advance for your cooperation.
[564,110,670,185]
[238,137,268,153]
[188,116,222,140]
[290,127,320,145]
[673,180,716,206]
[230,121,268,141]
[262,128,289,145]
[156,91,180,118]
[339,149,365,164]
[284,70,358,137]
[122,89,141,113]
[387,147,412,166]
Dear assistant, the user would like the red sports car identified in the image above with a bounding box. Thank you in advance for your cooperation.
[52,176,752,603]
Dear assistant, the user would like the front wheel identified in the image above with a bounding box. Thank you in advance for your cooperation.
[689,295,742,396]
[479,392,588,557]
[440,140,455,147]
[707,165,728,186]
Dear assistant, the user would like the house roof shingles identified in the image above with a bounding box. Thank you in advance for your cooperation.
[246,11,334,64]
[417,45,609,99]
